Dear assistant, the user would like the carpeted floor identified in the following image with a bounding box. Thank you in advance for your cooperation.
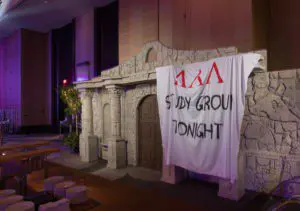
[25,162,276,211]
[2,134,293,210]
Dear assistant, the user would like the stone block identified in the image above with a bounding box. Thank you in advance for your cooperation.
[275,134,283,150]
[79,135,99,163]
[254,49,267,59]
[276,83,286,96]
[246,155,256,170]
[253,72,269,89]
[296,82,300,91]
[244,122,266,139]
[107,139,127,169]
[246,79,254,96]
[296,69,300,80]
[207,49,219,60]
[282,79,296,92]
[275,122,284,133]
[282,122,297,131]
[177,50,194,64]
[269,78,279,91]
[87,136,99,162]
[194,50,207,62]
[270,72,278,79]
[217,46,237,56]
[79,134,88,162]
[279,70,297,79]
[245,139,258,150]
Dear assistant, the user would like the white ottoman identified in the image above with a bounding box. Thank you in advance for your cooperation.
[0,190,15,199]
[44,176,64,193]
[54,181,75,198]
[0,195,23,211]
[5,201,35,211]
[39,199,70,211]
[66,186,88,205]
[53,198,70,211]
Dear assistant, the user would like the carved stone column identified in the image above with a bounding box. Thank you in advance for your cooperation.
[92,89,102,158]
[106,85,126,169]
[79,89,98,162]
[107,86,122,139]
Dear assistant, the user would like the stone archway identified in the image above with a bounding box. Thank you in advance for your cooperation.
[138,95,162,171]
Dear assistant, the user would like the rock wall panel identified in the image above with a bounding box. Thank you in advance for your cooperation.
[243,69,300,193]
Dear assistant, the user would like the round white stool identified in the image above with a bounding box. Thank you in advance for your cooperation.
[44,176,64,193]
[5,201,35,211]
[38,202,55,211]
[0,195,23,210]
[38,199,70,211]
[66,185,88,205]
[54,181,75,198]
[0,190,15,199]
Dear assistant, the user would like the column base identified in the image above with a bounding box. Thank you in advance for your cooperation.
[107,138,127,169]
[79,134,99,163]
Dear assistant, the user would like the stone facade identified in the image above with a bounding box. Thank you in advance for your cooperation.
[75,41,300,200]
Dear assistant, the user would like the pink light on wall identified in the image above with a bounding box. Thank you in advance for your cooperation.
[76,61,90,82]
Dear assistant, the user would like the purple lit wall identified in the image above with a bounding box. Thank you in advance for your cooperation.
[0,30,22,127]
[0,44,4,108]
[0,29,50,128]
[75,9,95,81]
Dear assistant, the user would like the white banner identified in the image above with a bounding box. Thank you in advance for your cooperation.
[156,53,261,182]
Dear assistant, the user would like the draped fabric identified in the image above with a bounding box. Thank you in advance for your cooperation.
[156,53,261,182]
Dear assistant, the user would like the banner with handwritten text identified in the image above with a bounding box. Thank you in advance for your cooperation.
[156,53,261,182]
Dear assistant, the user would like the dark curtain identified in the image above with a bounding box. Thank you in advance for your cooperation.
[51,21,75,128]
[94,1,119,76]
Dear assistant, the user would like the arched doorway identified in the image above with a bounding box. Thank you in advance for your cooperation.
[138,95,162,171]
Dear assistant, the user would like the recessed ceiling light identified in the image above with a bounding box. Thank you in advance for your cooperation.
[44,0,48,3]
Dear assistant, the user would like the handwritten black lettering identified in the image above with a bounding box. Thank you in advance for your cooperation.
[172,120,223,140]
[214,123,223,139]
[185,97,191,110]
[165,94,174,110]
[178,121,187,135]
[222,94,232,110]
[195,94,233,111]
[204,96,210,110]
[211,95,221,110]
[175,96,191,110]
[204,123,213,139]
[196,96,203,110]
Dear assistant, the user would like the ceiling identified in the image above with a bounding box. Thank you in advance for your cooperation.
[0,0,115,39]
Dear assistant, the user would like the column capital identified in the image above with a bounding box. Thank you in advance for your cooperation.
[79,88,94,98]
[106,85,123,96]
[92,89,100,98]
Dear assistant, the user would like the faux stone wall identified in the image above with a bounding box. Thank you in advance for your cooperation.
[75,40,299,196]
[242,70,300,193]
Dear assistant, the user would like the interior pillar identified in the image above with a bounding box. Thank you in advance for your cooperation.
[106,85,126,169]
